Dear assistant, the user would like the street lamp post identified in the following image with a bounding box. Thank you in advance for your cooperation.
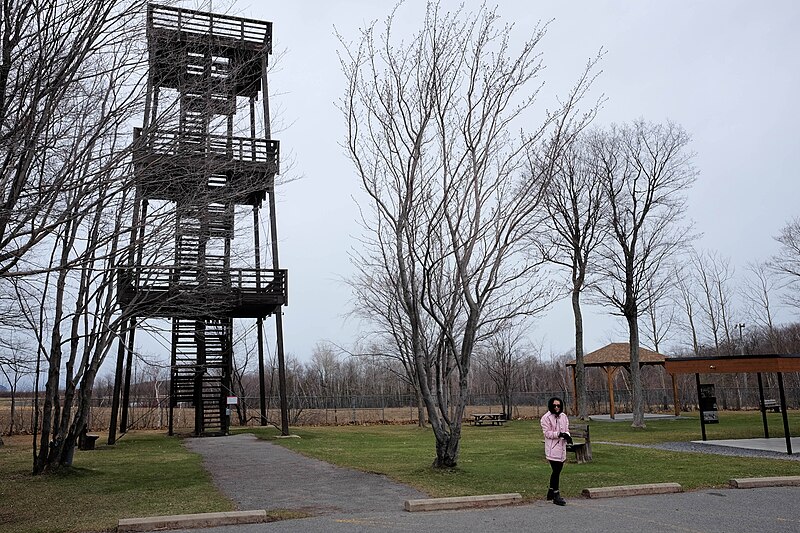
[736,323,745,355]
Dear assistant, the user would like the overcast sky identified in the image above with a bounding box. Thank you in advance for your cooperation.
[189,1,800,362]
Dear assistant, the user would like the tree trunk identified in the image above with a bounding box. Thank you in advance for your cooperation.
[688,311,700,356]
[571,287,587,419]
[433,430,460,468]
[415,380,427,428]
[35,337,64,474]
[8,383,16,436]
[627,315,646,428]
[431,385,466,468]
[503,385,513,421]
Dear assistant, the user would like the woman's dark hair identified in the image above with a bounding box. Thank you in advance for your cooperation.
[547,396,564,415]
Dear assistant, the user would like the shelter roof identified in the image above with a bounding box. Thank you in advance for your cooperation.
[664,353,800,374]
[566,342,665,367]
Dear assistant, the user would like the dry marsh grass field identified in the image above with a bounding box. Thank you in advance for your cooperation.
[0,401,547,434]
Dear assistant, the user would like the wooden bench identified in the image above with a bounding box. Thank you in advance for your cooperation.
[78,433,100,450]
[763,400,781,413]
[567,424,592,463]
[471,413,505,426]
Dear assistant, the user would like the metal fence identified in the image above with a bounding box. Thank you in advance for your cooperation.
[3,386,798,433]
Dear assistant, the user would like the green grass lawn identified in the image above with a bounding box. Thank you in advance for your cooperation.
[0,432,232,533]
[2,411,798,533]
[244,410,800,500]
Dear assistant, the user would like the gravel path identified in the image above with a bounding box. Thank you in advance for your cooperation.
[187,433,799,517]
[184,433,427,515]
[597,440,800,460]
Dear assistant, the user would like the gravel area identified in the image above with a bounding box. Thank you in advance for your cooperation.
[597,440,800,460]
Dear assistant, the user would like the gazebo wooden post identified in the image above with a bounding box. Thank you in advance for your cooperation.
[605,366,616,419]
[671,373,680,416]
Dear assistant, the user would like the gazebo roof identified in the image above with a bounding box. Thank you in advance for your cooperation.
[566,342,666,367]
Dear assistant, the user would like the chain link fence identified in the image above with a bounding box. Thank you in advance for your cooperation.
[3,384,798,434]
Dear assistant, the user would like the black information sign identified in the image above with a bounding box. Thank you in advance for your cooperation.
[699,383,718,424]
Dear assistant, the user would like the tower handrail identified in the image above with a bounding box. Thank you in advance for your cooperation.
[148,4,272,50]
[121,265,286,293]
[134,127,279,169]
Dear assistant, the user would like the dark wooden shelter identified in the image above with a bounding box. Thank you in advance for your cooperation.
[665,354,800,454]
[566,343,679,418]
[109,5,289,440]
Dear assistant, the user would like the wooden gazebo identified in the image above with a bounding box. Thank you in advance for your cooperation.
[566,343,679,418]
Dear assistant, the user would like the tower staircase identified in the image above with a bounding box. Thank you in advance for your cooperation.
[170,317,232,435]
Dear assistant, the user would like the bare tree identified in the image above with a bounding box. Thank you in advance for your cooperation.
[0,332,34,436]
[0,0,152,473]
[347,253,431,427]
[476,323,527,420]
[0,1,144,277]
[692,251,722,354]
[309,342,341,407]
[21,161,136,473]
[340,2,595,466]
[639,270,677,354]
[742,261,782,353]
[594,120,696,428]
[772,218,800,307]
[638,270,677,406]
[231,323,259,426]
[539,131,606,419]
[694,250,746,409]
[673,263,701,355]
[693,250,738,354]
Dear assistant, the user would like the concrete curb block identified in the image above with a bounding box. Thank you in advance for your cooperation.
[404,493,522,512]
[118,510,266,532]
[582,482,682,499]
[729,476,800,489]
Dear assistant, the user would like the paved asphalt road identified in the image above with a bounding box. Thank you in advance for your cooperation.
[166,487,800,533]
[170,433,799,533]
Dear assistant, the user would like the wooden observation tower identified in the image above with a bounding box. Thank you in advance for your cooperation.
[109,4,289,439]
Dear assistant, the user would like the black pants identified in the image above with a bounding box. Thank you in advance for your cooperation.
[549,460,564,490]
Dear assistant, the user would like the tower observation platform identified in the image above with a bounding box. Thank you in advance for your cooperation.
[110,4,290,439]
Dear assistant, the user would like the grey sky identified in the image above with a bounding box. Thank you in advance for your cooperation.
[216,0,800,361]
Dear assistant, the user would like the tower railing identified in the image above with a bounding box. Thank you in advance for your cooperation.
[133,128,279,169]
[149,4,272,51]
[121,266,286,295]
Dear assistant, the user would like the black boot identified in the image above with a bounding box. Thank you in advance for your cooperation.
[552,490,566,506]
[546,488,554,501]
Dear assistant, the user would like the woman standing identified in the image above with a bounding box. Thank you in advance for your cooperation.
[540,396,572,506]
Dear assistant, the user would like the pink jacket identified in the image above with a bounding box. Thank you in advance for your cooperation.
[540,411,570,462]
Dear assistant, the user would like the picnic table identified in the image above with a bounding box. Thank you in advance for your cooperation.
[471,413,505,426]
